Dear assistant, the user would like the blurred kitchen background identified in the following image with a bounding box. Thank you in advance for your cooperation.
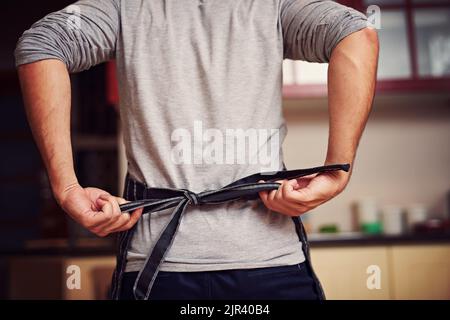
[0,0,449,300]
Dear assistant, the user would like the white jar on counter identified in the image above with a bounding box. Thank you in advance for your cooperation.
[356,197,379,224]
[382,205,404,235]
[354,197,383,234]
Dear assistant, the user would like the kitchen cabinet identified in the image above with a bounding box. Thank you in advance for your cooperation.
[390,245,450,299]
[376,10,412,80]
[311,246,392,299]
[6,241,450,299]
[8,256,116,300]
[365,0,450,93]
[310,243,450,300]
[283,0,450,98]
[414,8,450,77]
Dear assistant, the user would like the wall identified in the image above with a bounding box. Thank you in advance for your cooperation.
[282,93,450,232]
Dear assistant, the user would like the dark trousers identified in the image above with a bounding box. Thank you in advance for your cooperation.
[119,262,320,300]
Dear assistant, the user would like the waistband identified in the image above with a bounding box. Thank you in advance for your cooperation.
[110,163,350,300]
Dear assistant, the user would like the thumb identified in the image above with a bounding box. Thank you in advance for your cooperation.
[95,197,107,210]
[96,195,127,211]
[115,197,143,216]
[287,179,300,189]
[295,173,336,203]
[115,197,128,205]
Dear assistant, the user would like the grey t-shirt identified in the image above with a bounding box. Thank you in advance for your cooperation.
[15,0,367,272]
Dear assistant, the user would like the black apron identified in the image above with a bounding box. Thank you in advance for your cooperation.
[109,163,350,300]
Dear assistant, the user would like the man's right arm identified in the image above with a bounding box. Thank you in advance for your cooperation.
[15,1,143,236]
[19,60,77,201]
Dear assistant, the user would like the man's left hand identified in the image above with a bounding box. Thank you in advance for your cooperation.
[258,170,350,217]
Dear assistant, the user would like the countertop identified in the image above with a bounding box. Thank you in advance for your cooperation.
[0,238,116,257]
[308,232,450,247]
[2,232,450,257]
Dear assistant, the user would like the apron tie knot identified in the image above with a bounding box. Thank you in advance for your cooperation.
[182,189,202,205]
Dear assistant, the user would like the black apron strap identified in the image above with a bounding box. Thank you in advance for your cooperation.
[118,163,350,300]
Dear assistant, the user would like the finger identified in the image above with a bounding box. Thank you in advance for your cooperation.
[101,197,131,232]
[294,176,315,190]
[259,191,272,210]
[273,180,289,210]
[268,187,278,203]
[107,197,142,233]
[291,185,316,203]
[287,179,300,189]
[98,195,122,223]
[106,212,132,233]
[277,180,311,208]
[280,180,294,200]
[258,180,269,203]
[86,189,111,210]
[101,194,122,216]
[260,187,306,216]
[113,207,144,232]
[274,180,287,201]
[291,183,331,208]
[259,190,269,203]
[284,186,312,205]
[90,196,121,232]
[261,189,278,211]
[278,181,310,213]
[100,195,127,232]
[92,199,113,225]
[300,173,318,180]
[263,182,283,212]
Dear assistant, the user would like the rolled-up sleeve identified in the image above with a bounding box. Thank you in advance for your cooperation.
[281,0,368,62]
[14,0,120,73]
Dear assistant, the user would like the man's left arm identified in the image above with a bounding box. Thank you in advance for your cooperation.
[325,27,379,176]
[260,1,379,216]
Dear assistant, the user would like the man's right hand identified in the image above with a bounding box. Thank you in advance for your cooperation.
[17,61,143,237]
[57,184,144,237]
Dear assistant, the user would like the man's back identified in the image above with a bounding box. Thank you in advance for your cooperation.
[15,0,368,274]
